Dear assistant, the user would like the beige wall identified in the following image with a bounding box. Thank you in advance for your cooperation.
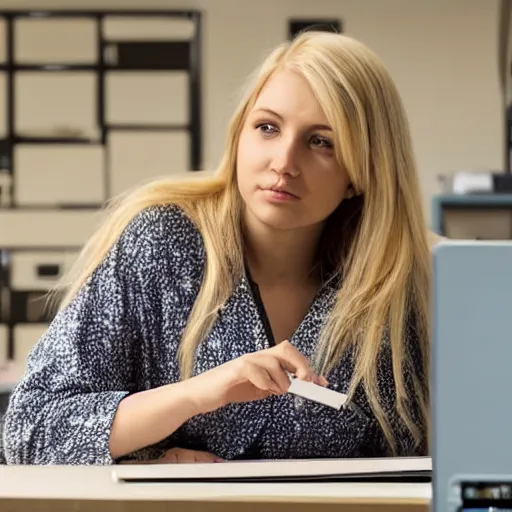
[0,0,504,220]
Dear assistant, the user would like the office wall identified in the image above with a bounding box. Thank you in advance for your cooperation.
[0,0,504,218]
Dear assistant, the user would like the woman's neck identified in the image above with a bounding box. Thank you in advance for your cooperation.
[243,211,324,286]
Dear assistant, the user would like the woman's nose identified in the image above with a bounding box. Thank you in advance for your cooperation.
[271,141,300,178]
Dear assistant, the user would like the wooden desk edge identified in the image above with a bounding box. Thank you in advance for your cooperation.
[0,497,430,512]
[0,493,430,506]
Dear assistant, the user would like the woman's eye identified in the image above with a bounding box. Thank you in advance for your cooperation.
[256,123,278,136]
[310,135,333,149]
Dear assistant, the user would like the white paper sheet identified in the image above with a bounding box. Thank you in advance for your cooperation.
[287,378,348,409]
[112,456,432,484]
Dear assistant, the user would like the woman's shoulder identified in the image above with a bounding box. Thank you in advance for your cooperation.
[126,203,200,240]
[118,203,205,267]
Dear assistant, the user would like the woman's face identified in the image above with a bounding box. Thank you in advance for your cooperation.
[236,69,351,232]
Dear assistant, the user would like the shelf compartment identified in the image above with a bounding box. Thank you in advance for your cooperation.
[10,250,79,291]
[14,144,105,207]
[105,71,188,126]
[103,16,195,41]
[104,41,190,71]
[15,71,99,141]
[14,17,97,65]
[0,209,99,248]
[108,130,189,197]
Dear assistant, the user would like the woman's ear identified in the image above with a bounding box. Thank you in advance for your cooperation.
[344,184,355,200]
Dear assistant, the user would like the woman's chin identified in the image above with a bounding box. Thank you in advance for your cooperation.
[252,209,305,232]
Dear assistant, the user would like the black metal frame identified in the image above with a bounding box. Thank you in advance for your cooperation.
[0,9,203,365]
[288,18,342,39]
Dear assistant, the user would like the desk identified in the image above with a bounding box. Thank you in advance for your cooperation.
[0,466,430,512]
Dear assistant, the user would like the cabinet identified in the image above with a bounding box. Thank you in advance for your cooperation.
[431,194,512,240]
[0,9,202,374]
[0,324,7,366]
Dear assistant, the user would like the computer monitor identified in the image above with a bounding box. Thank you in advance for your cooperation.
[432,240,512,512]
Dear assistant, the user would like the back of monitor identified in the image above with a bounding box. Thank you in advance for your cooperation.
[432,241,512,512]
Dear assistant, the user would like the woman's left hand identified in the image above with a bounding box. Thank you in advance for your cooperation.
[120,447,224,464]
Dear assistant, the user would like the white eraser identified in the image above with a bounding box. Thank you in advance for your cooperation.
[287,379,348,410]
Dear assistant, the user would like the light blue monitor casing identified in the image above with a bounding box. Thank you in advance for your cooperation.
[432,240,512,512]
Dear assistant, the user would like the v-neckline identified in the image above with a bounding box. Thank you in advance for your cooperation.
[243,266,333,349]
[245,270,277,346]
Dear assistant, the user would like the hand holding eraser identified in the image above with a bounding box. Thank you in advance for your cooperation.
[287,378,348,410]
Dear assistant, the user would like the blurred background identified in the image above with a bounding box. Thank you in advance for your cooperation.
[0,0,511,399]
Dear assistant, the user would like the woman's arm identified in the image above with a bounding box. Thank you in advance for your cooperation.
[2,206,197,465]
[109,380,201,459]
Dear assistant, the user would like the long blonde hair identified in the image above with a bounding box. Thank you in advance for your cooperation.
[57,32,431,455]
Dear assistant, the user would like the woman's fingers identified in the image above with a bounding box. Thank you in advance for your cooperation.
[248,341,328,392]
[273,340,327,385]
[250,342,328,393]
[251,354,291,394]
[161,448,180,463]
[245,361,280,393]
[194,451,224,463]
[159,447,223,463]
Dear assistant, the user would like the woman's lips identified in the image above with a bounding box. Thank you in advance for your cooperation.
[262,188,300,201]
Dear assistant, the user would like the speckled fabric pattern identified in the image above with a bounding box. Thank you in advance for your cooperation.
[2,205,425,465]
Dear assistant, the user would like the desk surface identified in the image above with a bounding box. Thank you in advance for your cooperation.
[0,466,430,509]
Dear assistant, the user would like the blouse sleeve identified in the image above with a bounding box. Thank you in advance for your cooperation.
[2,207,167,465]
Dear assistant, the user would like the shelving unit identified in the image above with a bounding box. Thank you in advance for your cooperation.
[0,9,203,381]
[432,194,512,239]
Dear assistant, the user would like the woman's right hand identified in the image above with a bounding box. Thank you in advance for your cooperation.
[185,340,328,415]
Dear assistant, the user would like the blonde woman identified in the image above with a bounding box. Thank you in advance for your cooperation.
[3,31,431,465]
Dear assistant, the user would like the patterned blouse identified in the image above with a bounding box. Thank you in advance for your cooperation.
[2,205,426,465]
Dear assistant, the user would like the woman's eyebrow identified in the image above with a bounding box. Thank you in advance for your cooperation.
[252,107,284,120]
[252,107,332,131]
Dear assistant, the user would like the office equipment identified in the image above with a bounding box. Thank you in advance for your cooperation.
[112,457,431,484]
[439,171,512,195]
[448,476,512,511]
[431,241,512,512]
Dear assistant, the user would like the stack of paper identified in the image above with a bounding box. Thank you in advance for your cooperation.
[112,457,431,484]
